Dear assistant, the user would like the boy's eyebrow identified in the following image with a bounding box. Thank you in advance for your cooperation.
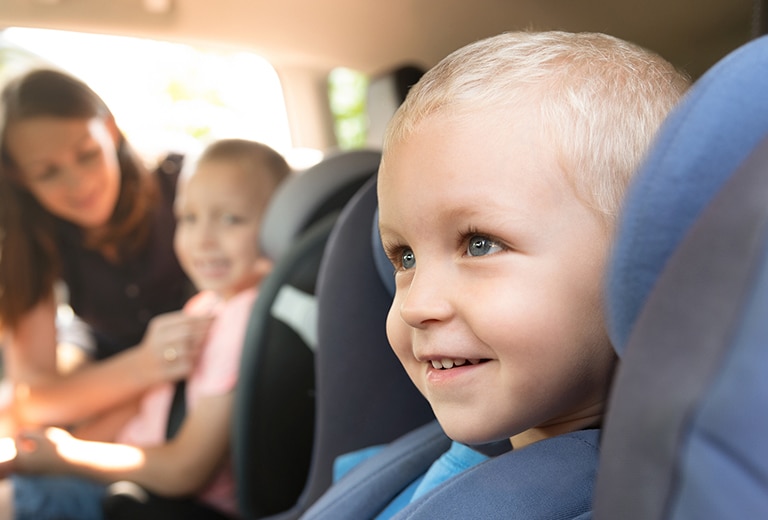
[443,203,535,228]
[377,222,400,240]
[379,206,532,240]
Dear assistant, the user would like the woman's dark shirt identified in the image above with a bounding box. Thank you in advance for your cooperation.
[55,154,192,360]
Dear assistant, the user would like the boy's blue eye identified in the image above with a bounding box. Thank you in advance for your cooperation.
[401,248,416,269]
[467,235,501,257]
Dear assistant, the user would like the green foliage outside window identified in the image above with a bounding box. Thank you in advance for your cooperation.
[328,67,368,150]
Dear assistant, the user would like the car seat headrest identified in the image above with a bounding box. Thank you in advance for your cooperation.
[366,64,425,149]
[606,34,768,355]
[260,149,382,262]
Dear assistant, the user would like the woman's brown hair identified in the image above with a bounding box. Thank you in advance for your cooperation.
[0,68,158,330]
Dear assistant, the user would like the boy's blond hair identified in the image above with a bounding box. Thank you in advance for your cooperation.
[383,31,690,225]
[192,138,290,213]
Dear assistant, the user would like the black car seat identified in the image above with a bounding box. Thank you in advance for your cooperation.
[102,149,380,520]
[233,149,381,519]
[593,34,768,519]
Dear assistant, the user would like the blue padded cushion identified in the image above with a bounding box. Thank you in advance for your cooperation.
[607,34,768,354]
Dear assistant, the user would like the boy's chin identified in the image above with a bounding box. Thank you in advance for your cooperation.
[434,412,511,446]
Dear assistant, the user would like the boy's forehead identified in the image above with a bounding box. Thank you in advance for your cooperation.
[378,108,602,233]
[189,159,250,186]
[380,107,558,186]
[182,161,255,199]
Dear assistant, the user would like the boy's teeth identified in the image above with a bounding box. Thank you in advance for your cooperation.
[431,358,470,369]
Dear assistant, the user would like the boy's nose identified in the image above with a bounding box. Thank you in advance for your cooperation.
[398,266,454,328]
[194,222,218,248]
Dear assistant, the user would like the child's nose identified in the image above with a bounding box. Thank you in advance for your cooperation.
[398,266,453,328]
[195,222,218,248]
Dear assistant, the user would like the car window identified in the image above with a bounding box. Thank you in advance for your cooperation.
[0,27,301,167]
[328,67,368,150]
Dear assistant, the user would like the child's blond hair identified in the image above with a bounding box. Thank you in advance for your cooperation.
[192,138,290,213]
[383,31,690,225]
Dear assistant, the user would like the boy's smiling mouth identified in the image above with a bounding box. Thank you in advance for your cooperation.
[430,358,490,370]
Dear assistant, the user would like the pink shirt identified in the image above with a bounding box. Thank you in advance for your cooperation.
[116,287,258,517]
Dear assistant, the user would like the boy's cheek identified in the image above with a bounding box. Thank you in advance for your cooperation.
[385,307,412,362]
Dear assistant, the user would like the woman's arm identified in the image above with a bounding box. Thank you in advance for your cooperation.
[4,297,212,429]
[16,391,234,497]
[70,398,142,442]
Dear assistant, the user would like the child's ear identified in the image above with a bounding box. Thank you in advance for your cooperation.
[253,257,274,281]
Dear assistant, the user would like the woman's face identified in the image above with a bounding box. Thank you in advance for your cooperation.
[5,116,122,229]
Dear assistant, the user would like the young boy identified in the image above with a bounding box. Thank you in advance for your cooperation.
[0,139,290,520]
[305,31,689,519]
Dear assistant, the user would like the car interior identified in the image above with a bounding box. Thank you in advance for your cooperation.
[1,1,768,519]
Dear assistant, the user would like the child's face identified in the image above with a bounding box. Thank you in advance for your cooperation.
[378,109,617,448]
[5,116,121,229]
[174,159,269,299]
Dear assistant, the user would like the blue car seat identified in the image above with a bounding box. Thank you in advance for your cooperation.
[593,35,768,519]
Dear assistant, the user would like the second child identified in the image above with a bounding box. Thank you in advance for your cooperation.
[0,139,290,520]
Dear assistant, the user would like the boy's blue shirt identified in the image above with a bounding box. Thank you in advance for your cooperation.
[334,441,490,520]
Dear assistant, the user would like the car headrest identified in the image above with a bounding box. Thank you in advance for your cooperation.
[259,149,382,262]
[606,34,768,354]
[366,64,425,149]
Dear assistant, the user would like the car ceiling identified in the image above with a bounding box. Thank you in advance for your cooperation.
[0,0,757,79]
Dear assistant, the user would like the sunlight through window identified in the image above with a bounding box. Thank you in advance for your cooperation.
[1,28,306,167]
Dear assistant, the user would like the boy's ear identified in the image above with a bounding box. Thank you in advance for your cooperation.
[253,257,274,281]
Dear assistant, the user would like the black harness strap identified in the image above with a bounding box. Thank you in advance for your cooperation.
[165,380,187,440]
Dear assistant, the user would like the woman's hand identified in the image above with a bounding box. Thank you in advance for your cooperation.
[13,428,66,474]
[138,311,213,384]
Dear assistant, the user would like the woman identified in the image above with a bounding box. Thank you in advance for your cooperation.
[0,68,211,436]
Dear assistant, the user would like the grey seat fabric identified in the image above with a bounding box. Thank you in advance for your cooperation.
[308,174,437,498]
[593,34,768,520]
[233,150,381,519]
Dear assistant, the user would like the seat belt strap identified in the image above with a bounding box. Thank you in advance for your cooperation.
[165,380,187,440]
